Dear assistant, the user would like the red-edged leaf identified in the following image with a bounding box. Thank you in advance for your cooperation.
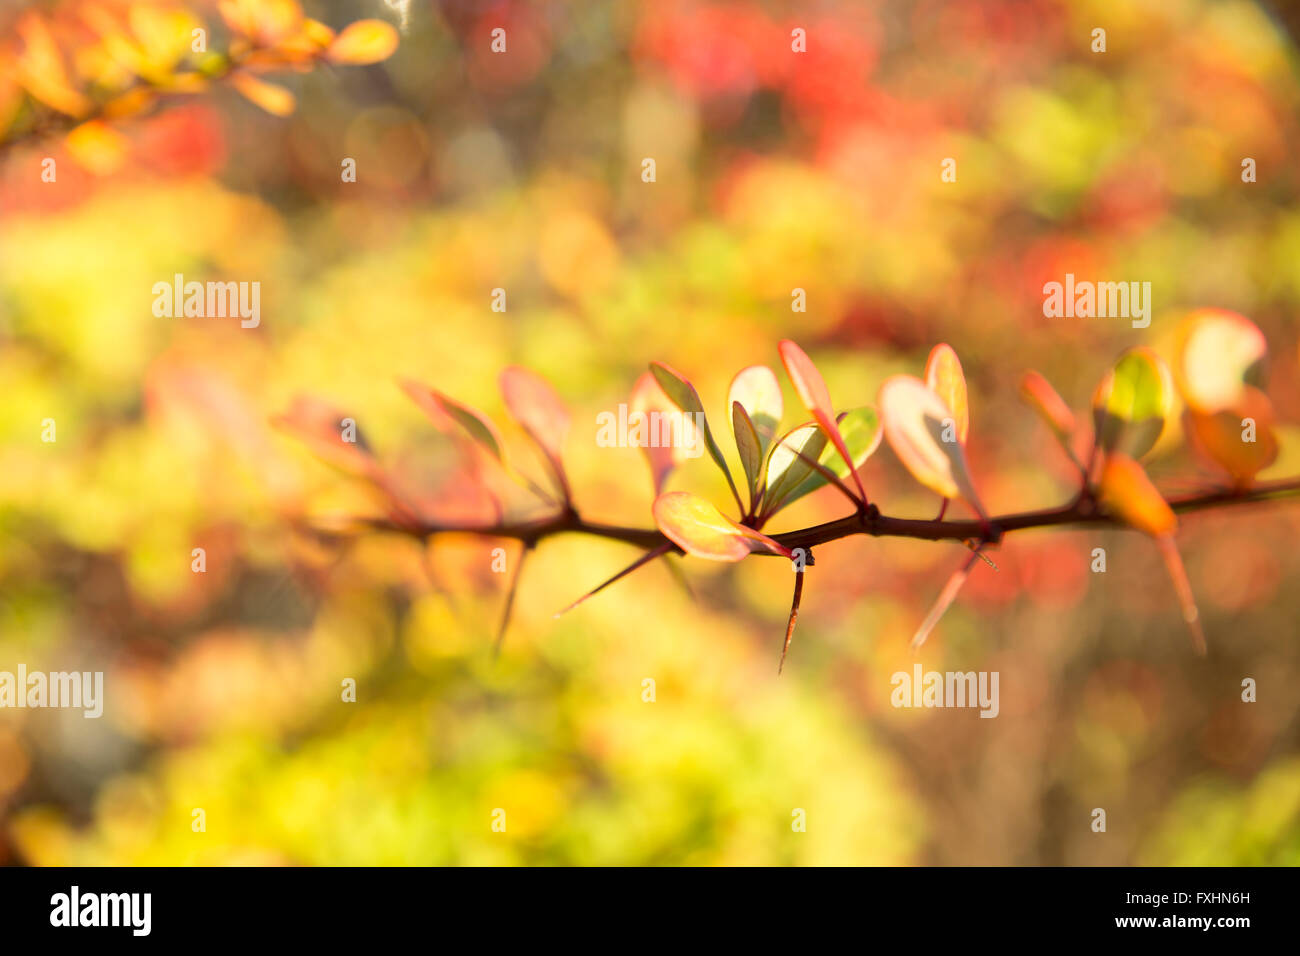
[500,366,572,501]
[879,375,987,520]
[272,395,377,478]
[778,340,868,504]
[1099,453,1176,537]
[924,344,969,445]
[728,365,783,447]
[653,492,792,562]
[1175,308,1268,414]
[1020,370,1076,442]
[400,380,506,464]
[650,361,743,513]
[629,371,686,495]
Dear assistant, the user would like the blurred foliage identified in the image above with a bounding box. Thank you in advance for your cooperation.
[1,0,1299,865]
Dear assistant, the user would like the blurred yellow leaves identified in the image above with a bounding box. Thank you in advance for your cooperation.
[326,21,400,66]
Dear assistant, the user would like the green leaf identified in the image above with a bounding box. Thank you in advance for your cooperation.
[776,407,883,513]
[731,401,765,509]
[728,365,783,450]
[761,423,828,517]
[650,361,743,512]
[1091,347,1173,460]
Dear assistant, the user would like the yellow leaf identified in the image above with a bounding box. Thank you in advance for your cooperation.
[229,72,296,116]
[326,20,400,65]
[65,120,129,175]
[1099,453,1175,538]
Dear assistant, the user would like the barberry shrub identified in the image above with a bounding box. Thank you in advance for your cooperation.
[276,308,1294,670]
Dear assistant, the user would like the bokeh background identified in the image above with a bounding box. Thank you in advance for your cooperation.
[2,0,1300,865]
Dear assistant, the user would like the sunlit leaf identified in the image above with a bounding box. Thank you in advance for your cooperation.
[272,395,377,478]
[1184,386,1278,487]
[728,365,783,448]
[1091,347,1173,460]
[774,407,883,514]
[731,401,764,508]
[14,14,92,117]
[1175,308,1267,414]
[326,19,400,65]
[653,492,792,562]
[924,344,969,445]
[761,423,827,517]
[65,120,129,175]
[650,362,743,511]
[879,376,987,519]
[778,340,867,503]
[630,371,686,495]
[229,72,296,116]
[399,380,505,464]
[1020,370,1076,442]
[1099,454,1203,652]
[1099,453,1175,538]
[500,366,572,500]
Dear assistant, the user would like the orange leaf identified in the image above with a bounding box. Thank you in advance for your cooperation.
[879,375,987,520]
[653,492,792,562]
[1175,308,1267,414]
[630,371,686,495]
[65,120,129,175]
[924,344,969,445]
[271,395,377,478]
[229,72,296,116]
[326,20,400,65]
[1020,370,1076,441]
[1099,453,1175,538]
[500,366,571,499]
[1183,387,1278,487]
[778,340,867,504]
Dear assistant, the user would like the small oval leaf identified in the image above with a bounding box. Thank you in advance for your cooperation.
[1091,347,1173,460]
[650,361,742,510]
[653,492,791,562]
[326,19,400,65]
[400,380,506,464]
[1184,386,1278,486]
[731,401,765,506]
[500,366,571,498]
[630,371,687,495]
[775,407,882,513]
[1099,453,1176,538]
[924,344,969,445]
[1020,370,1076,442]
[762,423,828,516]
[1175,309,1267,414]
[879,376,987,518]
[728,365,783,447]
[778,340,867,503]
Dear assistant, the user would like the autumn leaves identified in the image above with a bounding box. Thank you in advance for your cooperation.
[3,0,400,169]
[275,308,1281,667]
